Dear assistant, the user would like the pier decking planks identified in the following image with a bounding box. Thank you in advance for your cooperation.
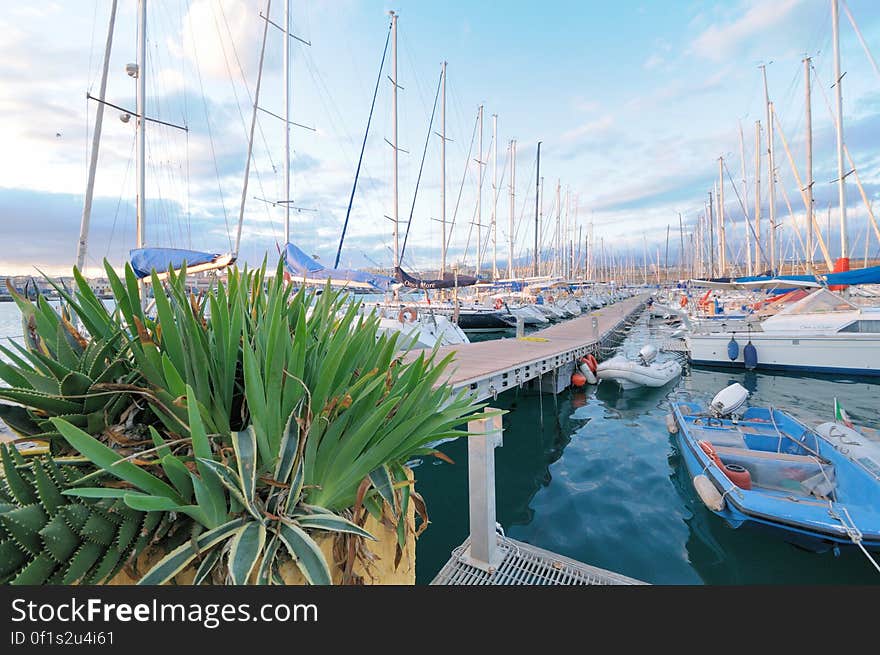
[405,294,647,401]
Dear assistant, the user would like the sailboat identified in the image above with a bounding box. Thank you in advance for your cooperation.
[76,0,234,290]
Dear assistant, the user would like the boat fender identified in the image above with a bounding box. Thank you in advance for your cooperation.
[693,475,725,511]
[665,412,679,434]
[571,371,587,387]
[680,295,688,308]
[743,341,758,370]
[727,336,739,361]
[494,298,503,310]
[398,307,418,323]
[579,354,599,374]
[723,463,752,490]
[577,361,598,385]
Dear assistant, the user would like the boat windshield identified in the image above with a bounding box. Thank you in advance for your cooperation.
[776,288,857,316]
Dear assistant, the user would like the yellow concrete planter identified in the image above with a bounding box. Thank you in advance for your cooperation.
[108,486,416,585]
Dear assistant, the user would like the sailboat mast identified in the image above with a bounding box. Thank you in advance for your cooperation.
[77,0,118,272]
[754,120,761,270]
[441,61,447,276]
[508,139,515,278]
[555,179,561,277]
[805,56,814,273]
[832,0,848,260]
[761,65,777,271]
[283,0,291,242]
[492,113,498,279]
[718,157,726,275]
[476,104,483,276]
[739,120,752,275]
[235,0,271,257]
[136,0,147,254]
[533,141,541,276]
[391,10,399,269]
[708,190,715,277]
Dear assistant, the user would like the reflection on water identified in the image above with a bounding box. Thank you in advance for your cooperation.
[414,312,880,584]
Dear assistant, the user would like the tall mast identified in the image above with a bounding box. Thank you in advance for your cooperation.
[77,0,118,272]
[508,139,515,278]
[136,0,147,256]
[555,179,561,277]
[754,120,762,270]
[440,60,447,276]
[739,120,752,275]
[832,0,848,260]
[476,104,483,276]
[235,0,271,257]
[391,11,399,270]
[718,156,726,275]
[491,113,498,279]
[533,141,541,276]
[761,65,777,272]
[283,0,291,242]
[708,190,715,277]
[804,56,814,273]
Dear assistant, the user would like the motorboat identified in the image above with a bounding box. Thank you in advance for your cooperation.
[596,344,682,390]
[669,384,880,553]
[686,288,880,376]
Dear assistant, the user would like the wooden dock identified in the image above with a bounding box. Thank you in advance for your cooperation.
[408,294,648,402]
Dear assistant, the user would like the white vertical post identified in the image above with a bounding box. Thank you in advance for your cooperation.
[391,11,399,270]
[77,0,118,272]
[136,0,147,253]
[718,156,726,275]
[804,56,814,273]
[464,411,504,571]
[476,104,484,277]
[754,120,762,270]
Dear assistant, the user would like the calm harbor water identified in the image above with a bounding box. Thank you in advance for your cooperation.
[412,311,880,584]
[2,300,878,583]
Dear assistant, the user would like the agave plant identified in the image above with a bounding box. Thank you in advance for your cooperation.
[0,444,172,584]
[1,258,485,584]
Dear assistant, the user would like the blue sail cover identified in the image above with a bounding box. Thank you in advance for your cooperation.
[733,264,880,288]
[283,242,392,291]
[130,248,234,279]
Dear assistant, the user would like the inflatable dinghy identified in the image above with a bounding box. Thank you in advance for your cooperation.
[596,344,682,390]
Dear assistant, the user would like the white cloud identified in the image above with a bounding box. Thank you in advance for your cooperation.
[561,115,614,142]
[644,54,664,71]
[181,0,265,80]
[690,0,804,61]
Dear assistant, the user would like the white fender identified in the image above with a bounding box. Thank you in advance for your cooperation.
[578,362,598,385]
[693,474,725,511]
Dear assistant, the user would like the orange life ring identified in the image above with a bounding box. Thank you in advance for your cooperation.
[398,307,418,323]
[697,440,722,468]
[494,298,503,310]
[579,354,598,374]
[680,295,688,308]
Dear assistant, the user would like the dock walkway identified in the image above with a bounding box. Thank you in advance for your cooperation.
[408,294,648,402]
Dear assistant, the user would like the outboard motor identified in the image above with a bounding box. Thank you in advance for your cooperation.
[638,344,658,366]
[709,383,749,418]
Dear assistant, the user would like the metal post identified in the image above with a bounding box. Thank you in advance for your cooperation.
[476,104,483,277]
[283,0,291,242]
[77,0,117,272]
[464,411,504,572]
[754,120,762,270]
[804,56,813,273]
[534,141,541,276]
[135,0,147,304]
[391,11,399,269]
[761,65,777,272]
[718,156,725,275]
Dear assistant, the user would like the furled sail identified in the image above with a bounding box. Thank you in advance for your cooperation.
[283,242,391,291]
[130,248,235,280]
[393,266,477,290]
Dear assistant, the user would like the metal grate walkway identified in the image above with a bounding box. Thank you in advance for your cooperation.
[661,338,690,353]
[430,536,646,585]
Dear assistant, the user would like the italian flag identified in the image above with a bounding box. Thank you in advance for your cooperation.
[834,397,854,429]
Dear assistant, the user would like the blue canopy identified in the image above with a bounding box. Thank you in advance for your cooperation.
[283,242,392,291]
[733,264,880,288]
[130,248,235,279]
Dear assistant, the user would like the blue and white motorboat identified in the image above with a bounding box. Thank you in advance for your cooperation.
[668,384,880,553]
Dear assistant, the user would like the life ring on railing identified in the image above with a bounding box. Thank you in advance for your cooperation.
[680,295,688,308]
[697,440,723,468]
[494,297,503,310]
[398,307,418,323]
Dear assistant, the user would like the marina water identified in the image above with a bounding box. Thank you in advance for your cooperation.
[413,310,880,584]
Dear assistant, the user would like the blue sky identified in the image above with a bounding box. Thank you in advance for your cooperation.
[2,0,880,276]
